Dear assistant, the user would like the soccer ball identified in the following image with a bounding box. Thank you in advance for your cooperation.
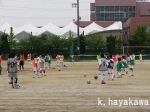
[14,83,20,89]
[87,79,91,84]
[53,67,55,69]
[83,73,87,77]
[94,76,98,79]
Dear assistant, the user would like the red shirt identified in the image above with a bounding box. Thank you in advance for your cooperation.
[28,54,32,59]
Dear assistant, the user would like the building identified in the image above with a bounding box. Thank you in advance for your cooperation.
[90,0,150,23]
[123,17,150,45]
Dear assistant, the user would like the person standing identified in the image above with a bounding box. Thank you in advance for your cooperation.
[98,53,108,84]
[107,55,115,80]
[139,53,143,64]
[116,58,123,78]
[7,52,20,88]
[19,54,25,70]
[27,53,32,64]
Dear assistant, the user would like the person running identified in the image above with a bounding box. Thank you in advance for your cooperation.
[98,53,108,84]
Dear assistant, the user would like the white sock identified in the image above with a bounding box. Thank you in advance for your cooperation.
[103,75,106,82]
[8,77,11,82]
[99,75,103,81]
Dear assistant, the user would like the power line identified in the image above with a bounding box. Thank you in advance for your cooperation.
[0,15,89,19]
[0,5,89,11]
[5,0,91,4]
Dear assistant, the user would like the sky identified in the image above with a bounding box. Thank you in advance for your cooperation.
[0,0,95,27]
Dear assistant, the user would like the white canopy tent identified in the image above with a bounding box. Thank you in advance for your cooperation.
[104,21,122,31]
[59,22,83,38]
[37,22,60,36]
[15,23,39,40]
[83,22,105,35]
[0,22,15,34]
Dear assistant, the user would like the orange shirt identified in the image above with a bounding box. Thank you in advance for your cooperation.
[32,58,37,67]
[20,55,24,61]
[56,55,61,60]
[28,54,32,59]
[0,55,2,65]
[113,56,117,63]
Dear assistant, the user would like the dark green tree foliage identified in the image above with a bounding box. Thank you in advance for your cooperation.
[0,33,10,53]
[131,24,150,46]
[85,34,106,49]
[80,33,86,54]
[106,35,116,54]
[8,27,16,51]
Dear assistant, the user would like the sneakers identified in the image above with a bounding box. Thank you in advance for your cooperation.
[101,80,106,84]
[129,74,134,77]
[38,75,41,78]
[117,75,122,78]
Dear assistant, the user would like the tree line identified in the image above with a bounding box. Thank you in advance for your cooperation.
[0,24,150,58]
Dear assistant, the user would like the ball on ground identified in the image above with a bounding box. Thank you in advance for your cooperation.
[83,73,87,77]
[87,79,91,84]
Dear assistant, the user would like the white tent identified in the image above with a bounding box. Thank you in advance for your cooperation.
[15,23,38,36]
[83,22,104,35]
[104,21,122,31]
[37,22,60,36]
[60,22,83,38]
[0,22,13,34]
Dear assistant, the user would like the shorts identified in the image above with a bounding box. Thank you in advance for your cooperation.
[33,67,37,72]
[27,59,31,61]
[108,68,113,74]
[128,65,134,68]
[99,71,107,75]
[10,72,18,78]
[40,68,45,71]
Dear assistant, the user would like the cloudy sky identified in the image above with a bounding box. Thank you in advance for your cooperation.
[0,0,95,27]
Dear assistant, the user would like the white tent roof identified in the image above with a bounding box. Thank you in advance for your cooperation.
[0,22,13,34]
[60,22,83,36]
[37,22,60,36]
[104,21,122,31]
[83,22,104,35]
[14,23,38,36]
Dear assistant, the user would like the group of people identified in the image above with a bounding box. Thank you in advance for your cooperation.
[97,52,137,84]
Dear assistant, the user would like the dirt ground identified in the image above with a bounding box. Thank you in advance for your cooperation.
[0,60,150,112]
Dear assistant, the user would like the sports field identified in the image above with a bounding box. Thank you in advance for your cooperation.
[0,60,150,112]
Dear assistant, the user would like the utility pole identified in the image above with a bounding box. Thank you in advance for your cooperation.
[77,0,80,55]
[72,0,80,55]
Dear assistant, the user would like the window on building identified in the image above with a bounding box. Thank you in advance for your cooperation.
[100,6,104,11]
[105,13,110,21]
[96,7,100,12]
[148,10,150,15]
[105,6,110,12]
[115,6,119,12]
[120,6,124,12]
[128,6,132,12]
[110,6,114,12]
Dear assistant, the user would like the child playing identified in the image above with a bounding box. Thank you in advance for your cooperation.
[107,55,115,80]
[7,52,20,88]
[116,58,123,78]
[39,55,47,76]
[98,53,108,84]
[122,55,128,74]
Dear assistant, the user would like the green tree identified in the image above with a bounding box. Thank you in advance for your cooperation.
[8,27,16,51]
[131,24,150,46]
[80,33,86,54]
[0,33,10,53]
[85,34,106,50]
[106,35,116,54]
